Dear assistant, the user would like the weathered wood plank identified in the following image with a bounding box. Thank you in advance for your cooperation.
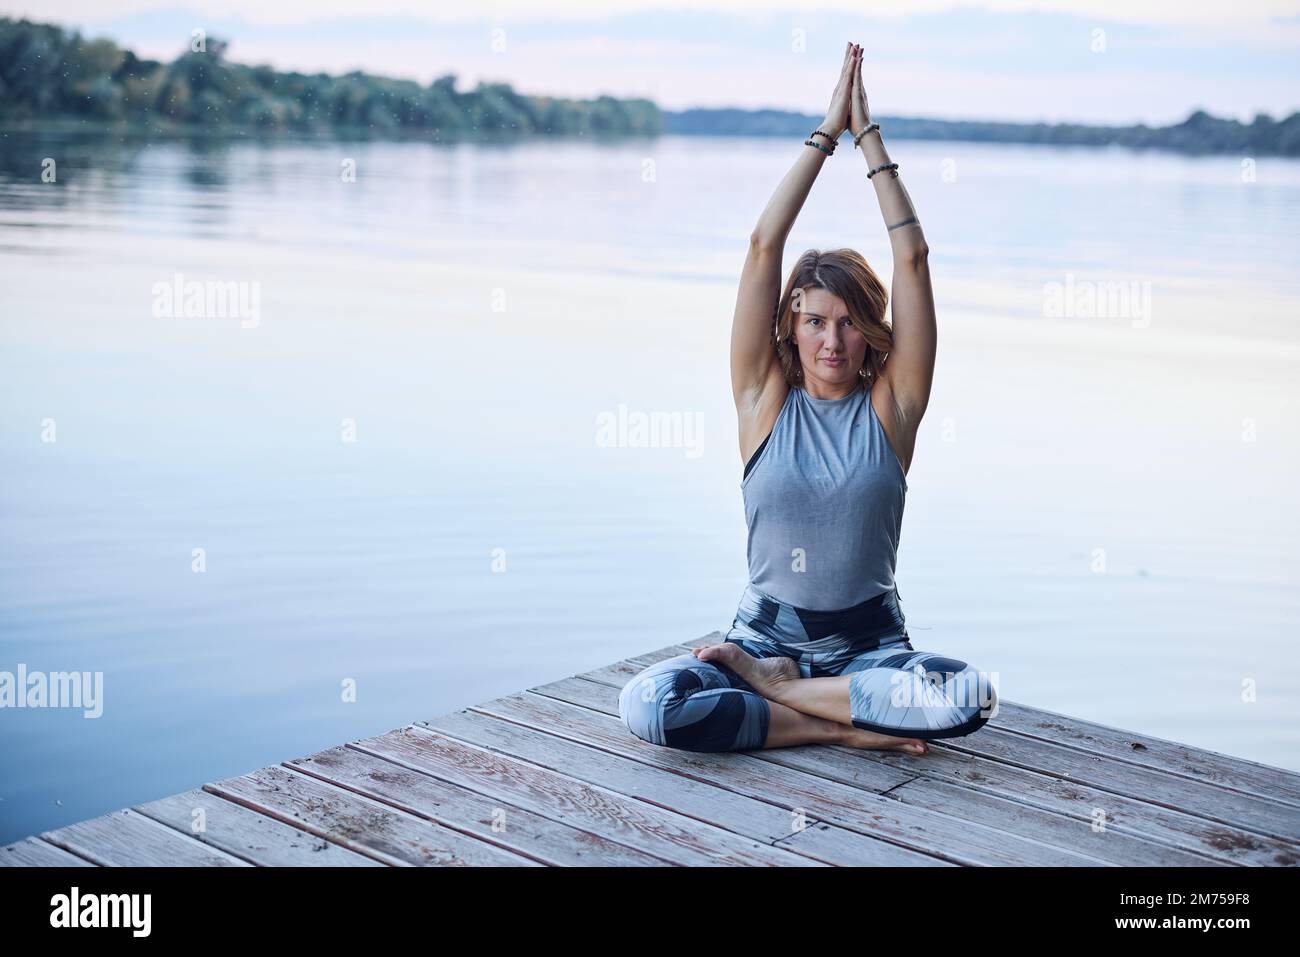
[354,725,823,866]
[42,809,251,866]
[461,691,1101,865]
[564,669,1296,866]
[285,744,670,866]
[133,788,383,867]
[0,837,97,867]
[422,706,946,866]
[882,777,1224,866]
[847,742,1300,868]
[820,737,1292,867]
[206,765,535,866]
[939,727,1300,844]
[987,701,1300,809]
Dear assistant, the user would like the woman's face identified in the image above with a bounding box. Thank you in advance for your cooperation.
[792,287,866,391]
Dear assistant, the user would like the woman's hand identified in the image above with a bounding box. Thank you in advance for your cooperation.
[822,41,860,137]
[850,45,871,137]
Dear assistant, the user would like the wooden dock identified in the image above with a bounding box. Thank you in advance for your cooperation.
[5,634,1299,867]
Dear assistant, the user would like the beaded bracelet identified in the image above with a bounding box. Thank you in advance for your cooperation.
[868,162,899,179]
[808,128,837,155]
[853,122,880,147]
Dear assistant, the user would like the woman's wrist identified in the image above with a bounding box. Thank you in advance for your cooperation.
[818,118,845,139]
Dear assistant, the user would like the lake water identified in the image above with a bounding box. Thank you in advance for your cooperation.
[1,129,1297,845]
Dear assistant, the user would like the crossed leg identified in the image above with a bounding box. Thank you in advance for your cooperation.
[617,649,930,754]
[763,694,930,754]
[699,638,996,744]
[700,640,931,755]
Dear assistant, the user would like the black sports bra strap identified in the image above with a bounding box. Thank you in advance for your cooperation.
[743,430,772,481]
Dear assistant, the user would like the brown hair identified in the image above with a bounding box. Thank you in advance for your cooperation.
[771,248,892,391]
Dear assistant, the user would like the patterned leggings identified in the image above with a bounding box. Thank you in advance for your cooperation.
[618,583,999,752]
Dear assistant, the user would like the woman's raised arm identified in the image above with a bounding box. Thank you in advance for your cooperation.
[731,42,857,411]
[851,48,936,442]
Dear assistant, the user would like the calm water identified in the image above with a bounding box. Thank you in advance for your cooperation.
[1,129,1298,844]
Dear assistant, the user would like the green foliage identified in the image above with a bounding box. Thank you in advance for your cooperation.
[0,16,662,136]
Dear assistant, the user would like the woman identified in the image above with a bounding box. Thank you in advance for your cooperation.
[619,42,998,757]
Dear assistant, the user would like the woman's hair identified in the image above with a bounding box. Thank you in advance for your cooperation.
[771,248,892,391]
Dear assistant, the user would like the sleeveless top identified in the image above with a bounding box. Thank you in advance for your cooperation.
[741,384,908,612]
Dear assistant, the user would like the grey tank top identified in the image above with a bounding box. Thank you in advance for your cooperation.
[741,384,908,612]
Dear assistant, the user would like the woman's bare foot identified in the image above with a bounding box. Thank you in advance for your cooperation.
[695,642,800,701]
[695,642,930,755]
[836,725,930,756]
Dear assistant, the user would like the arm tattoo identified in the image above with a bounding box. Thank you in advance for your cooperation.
[887,217,920,232]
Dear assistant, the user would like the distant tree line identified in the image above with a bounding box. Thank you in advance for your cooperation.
[2,16,1296,154]
[0,17,661,136]
[664,107,1300,156]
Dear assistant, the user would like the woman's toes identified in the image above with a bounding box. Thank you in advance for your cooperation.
[840,728,930,754]
[888,739,928,755]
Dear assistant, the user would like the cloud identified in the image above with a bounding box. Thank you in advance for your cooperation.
[6,0,1300,28]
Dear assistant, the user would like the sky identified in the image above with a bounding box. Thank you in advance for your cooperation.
[4,0,1299,125]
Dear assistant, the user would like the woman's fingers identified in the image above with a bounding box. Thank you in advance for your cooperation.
[837,43,853,93]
